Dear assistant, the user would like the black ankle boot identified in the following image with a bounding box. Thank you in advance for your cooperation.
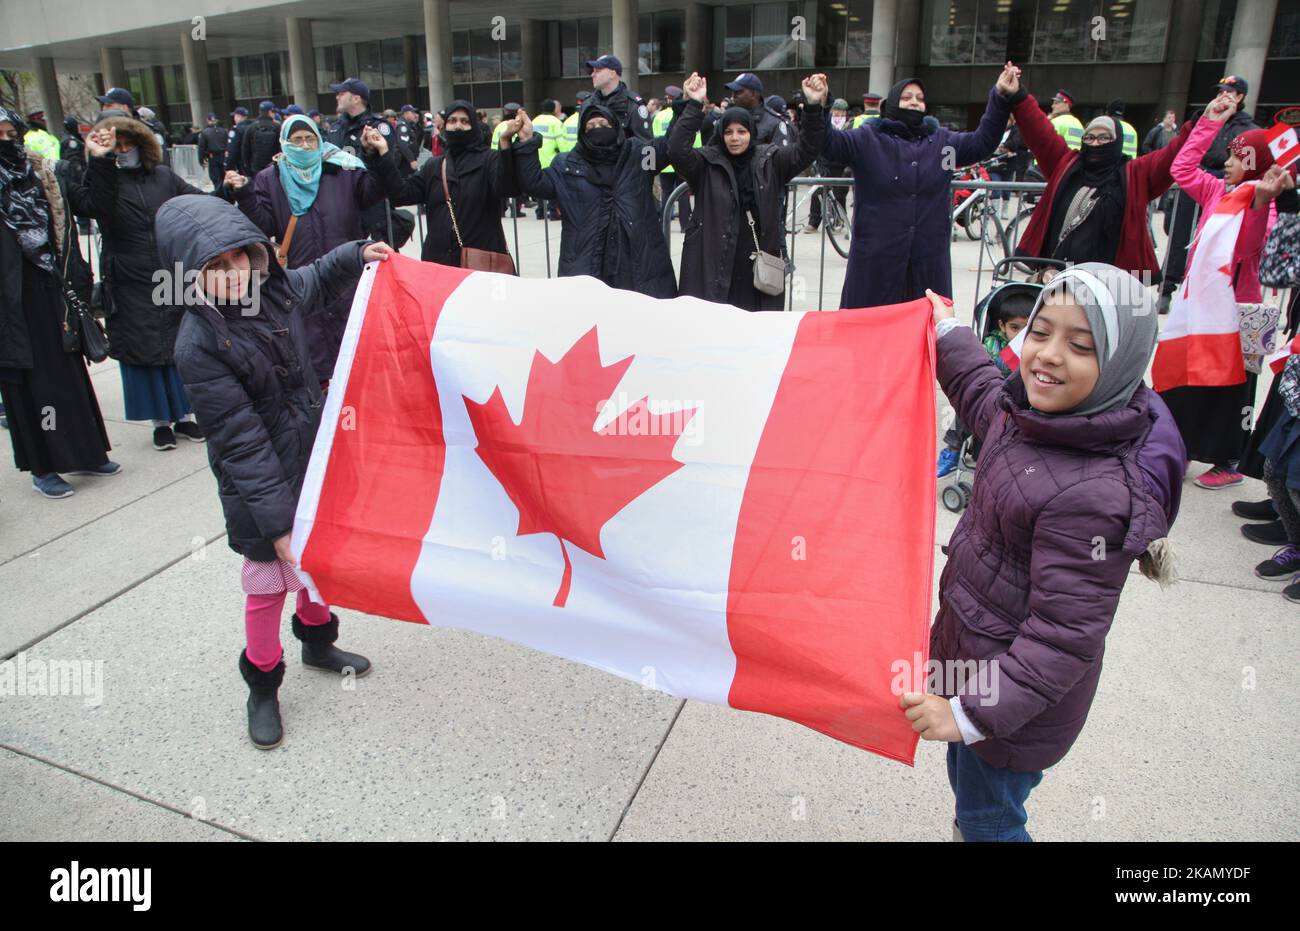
[293,614,372,677]
[238,651,285,750]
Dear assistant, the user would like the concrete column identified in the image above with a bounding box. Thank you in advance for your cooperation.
[285,17,316,111]
[423,0,454,111]
[1223,0,1277,116]
[520,20,545,112]
[33,57,64,130]
[612,0,638,76]
[1156,0,1203,120]
[403,35,419,107]
[684,1,712,76]
[99,47,128,93]
[181,32,213,126]
[868,0,898,97]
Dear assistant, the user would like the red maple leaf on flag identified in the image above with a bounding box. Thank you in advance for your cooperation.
[463,327,696,607]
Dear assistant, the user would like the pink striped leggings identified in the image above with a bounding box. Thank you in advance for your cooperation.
[245,590,332,672]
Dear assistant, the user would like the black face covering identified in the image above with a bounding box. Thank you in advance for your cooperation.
[576,104,625,173]
[883,78,929,133]
[1078,117,1125,184]
[0,138,23,167]
[439,101,483,154]
[584,126,618,149]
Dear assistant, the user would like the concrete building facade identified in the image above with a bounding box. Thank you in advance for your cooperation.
[2,0,1295,136]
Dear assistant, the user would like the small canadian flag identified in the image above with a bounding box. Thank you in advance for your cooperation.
[1266,121,1300,171]
[1000,325,1027,371]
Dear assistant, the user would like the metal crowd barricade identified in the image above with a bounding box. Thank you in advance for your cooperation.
[169,144,207,190]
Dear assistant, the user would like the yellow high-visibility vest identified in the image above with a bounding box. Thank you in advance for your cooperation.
[1051,113,1084,151]
[1119,119,1138,159]
[532,113,564,169]
[559,111,580,154]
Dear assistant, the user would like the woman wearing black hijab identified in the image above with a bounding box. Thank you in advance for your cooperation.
[0,108,117,499]
[1004,72,1189,280]
[362,99,515,267]
[503,103,676,298]
[822,65,1019,309]
[669,72,826,311]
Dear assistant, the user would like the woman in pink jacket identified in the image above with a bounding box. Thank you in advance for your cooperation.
[1160,92,1284,490]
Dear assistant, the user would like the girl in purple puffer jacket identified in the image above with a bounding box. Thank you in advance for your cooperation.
[902,263,1185,841]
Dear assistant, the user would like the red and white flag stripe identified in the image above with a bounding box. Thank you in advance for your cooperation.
[293,256,937,762]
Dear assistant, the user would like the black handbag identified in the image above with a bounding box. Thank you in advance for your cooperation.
[55,209,110,363]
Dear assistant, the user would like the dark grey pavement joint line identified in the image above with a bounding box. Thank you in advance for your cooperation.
[0,743,254,841]
[1,530,228,662]
[608,699,686,841]
[0,462,213,570]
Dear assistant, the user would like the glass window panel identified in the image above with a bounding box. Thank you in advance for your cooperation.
[315,46,344,93]
[266,51,287,97]
[924,0,977,64]
[1271,0,1300,56]
[381,38,405,89]
[453,31,472,83]
[846,0,871,65]
[1030,0,1097,64]
[817,0,848,67]
[753,2,797,69]
[1198,0,1237,58]
[657,10,686,72]
[471,29,501,84]
[356,41,383,90]
[639,12,656,73]
[501,25,522,81]
[599,16,613,57]
[234,55,266,99]
[561,21,579,77]
[725,5,753,70]
[974,0,1012,63]
[1095,0,1169,62]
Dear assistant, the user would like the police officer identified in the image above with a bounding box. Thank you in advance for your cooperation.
[582,54,652,141]
[1048,89,1083,151]
[22,111,61,161]
[723,72,790,147]
[1107,99,1139,160]
[851,91,882,129]
[397,104,424,155]
[559,91,590,155]
[225,106,250,174]
[326,77,409,245]
[94,87,136,122]
[241,100,282,176]
[60,116,86,174]
[197,112,227,190]
[531,99,565,219]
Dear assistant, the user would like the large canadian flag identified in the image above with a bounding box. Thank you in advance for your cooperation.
[1151,182,1257,392]
[293,255,936,763]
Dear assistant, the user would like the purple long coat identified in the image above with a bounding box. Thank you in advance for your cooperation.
[822,87,1010,309]
[235,161,386,381]
[933,327,1184,772]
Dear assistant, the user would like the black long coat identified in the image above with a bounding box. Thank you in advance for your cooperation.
[159,195,367,562]
[669,100,823,311]
[510,120,676,299]
[366,142,513,267]
[68,126,207,367]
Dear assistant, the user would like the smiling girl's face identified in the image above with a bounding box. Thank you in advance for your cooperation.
[201,248,252,302]
[1019,297,1100,414]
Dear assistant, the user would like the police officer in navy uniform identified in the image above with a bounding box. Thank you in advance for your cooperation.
[724,73,791,147]
[325,77,410,246]
[197,112,227,190]
[224,106,250,174]
[582,54,652,141]
[397,104,424,157]
[59,116,86,179]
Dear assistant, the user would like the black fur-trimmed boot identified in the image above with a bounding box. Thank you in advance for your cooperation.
[238,650,285,750]
[293,614,372,677]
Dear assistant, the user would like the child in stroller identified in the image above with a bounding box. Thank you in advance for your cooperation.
[936,280,1040,512]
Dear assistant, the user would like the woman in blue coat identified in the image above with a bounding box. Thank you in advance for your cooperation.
[823,63,1020,309]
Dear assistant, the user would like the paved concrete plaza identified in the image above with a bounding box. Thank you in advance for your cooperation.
[1,211,1296,841]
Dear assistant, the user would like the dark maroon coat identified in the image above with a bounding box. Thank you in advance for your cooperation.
[932,327,1183,772]
[234,161,386,381]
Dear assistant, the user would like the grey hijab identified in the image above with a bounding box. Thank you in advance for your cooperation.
[1024,262,1158,417]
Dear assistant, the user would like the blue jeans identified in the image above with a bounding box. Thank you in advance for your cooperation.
[947,742,1043,842]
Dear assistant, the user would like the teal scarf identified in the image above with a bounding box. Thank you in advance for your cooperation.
[276,115,366,216]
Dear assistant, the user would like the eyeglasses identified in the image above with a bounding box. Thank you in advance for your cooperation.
[1082,133,1114,145]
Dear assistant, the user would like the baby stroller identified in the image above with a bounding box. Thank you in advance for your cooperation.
[940,257,1066,513]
